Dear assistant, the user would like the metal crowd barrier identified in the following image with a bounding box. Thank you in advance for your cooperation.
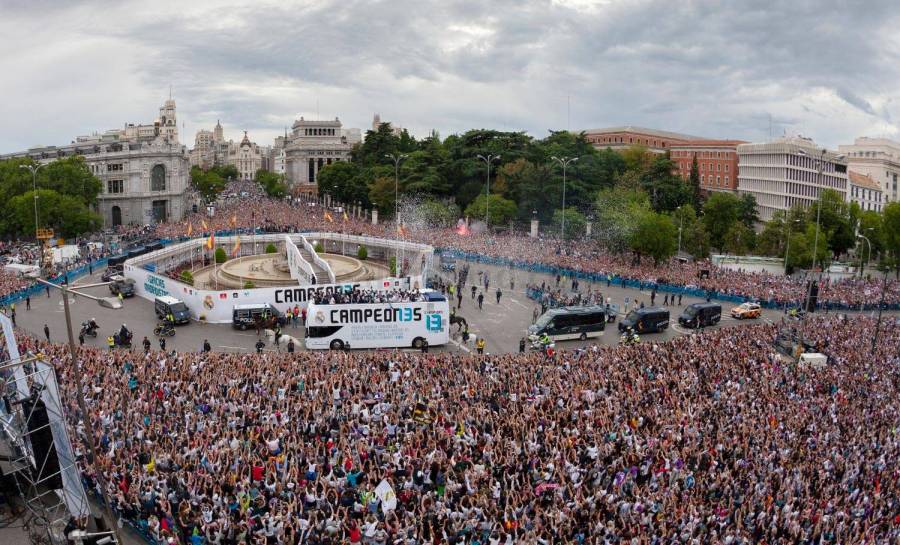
[436,249,899,312]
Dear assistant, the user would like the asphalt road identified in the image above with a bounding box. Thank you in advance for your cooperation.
[8,259,799,355]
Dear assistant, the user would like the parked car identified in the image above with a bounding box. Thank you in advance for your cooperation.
[731,302,762,319]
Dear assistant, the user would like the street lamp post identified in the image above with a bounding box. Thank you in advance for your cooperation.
[797,148,844,310]
[858,228,873,279]
[676,206,684,255]
[35,278,124,545]
[476,154,501,230]
[384,153,408,227]
[550,156,578,238]
[870,267,890,356]
[783,219,801,275]
[20,163,44,264]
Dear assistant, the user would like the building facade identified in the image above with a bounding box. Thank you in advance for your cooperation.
[582,126,705,153]
[736,137,849,222]
[838,137,900,203]
[670,140,746,193]
[190,120,229,170]
[848,171,884,212]
[0,100,190,227]
[226,131,264,180]
[284,117,354,192]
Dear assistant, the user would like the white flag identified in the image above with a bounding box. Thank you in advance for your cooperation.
[375,479,397,512]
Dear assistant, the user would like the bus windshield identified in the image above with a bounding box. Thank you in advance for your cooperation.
[534,314,553,329]
[684,306,698,317]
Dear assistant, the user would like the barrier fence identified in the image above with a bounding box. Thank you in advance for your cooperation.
[437,249,900,312]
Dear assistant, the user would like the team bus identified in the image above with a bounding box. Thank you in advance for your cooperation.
[305,296,450,350]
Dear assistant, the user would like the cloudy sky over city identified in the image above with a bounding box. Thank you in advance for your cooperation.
[2,0,900,152]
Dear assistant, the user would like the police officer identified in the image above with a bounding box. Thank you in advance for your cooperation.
[255,339,265,354]
[475,337,485,354]
[519,337,526,353]
[143,336,151,353]
[202,339,211,353]
[159,336,166,352]
[287,338,295,353]
[107,335,115,351]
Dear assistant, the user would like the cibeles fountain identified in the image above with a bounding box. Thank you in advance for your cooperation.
[207,248,391,289]
[123,232,435,323]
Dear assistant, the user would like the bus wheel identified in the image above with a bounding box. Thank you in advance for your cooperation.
[412,337,425,349]
[330,339,344,350]
[579,332,587,341]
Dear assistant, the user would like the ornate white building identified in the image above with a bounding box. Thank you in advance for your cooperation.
[227,131,264,180]
[284,117,355,193]
[838,137,900,203]
[0,100,190,227]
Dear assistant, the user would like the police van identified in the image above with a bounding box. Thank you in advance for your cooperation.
[528,306,607,342]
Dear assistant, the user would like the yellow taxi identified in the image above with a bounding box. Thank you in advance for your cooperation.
[731,302,761,319]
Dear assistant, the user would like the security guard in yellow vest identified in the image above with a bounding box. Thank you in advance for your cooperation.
[476,337,486,354]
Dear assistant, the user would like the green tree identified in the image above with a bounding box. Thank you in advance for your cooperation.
[630,211,677,265]
[724,223,756,255]
[418,200,461,228]
[368,175,400,216]
[255,170,288,199]
[882,202,900,273]
[857,210,885,258]
[7,190,101,238]
[357,246,368,260]
[785,231,812,271]
[593,188,651,252]
[317,161,368,205]
[214,247,227,263]
[640,154,692,212]
[191,166,227,201]
[551,209,587,240]
[209,164,239,180]
[265,243,277,254]
[180,270,194,285]
[689,153,701,207]
[463,194,518,227]
[314,242,324,253]
[737,193,760,227]
[702,192,741,251]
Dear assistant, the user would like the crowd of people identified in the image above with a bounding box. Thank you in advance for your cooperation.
[2,188,898,310]
[3,311,896,545]
[312,288,430,305]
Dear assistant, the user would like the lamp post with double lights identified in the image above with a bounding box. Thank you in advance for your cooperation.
[20,163,45,266]
[796,148,845,310]
[783,218,801,275]
[550,156,578,238]
[476,154,501,230]
[35,278,124,545]
[857,228,873,279]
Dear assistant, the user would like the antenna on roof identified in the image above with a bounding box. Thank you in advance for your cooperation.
[169,84,172,100]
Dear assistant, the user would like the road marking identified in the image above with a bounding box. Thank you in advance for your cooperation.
[448,338,471,353]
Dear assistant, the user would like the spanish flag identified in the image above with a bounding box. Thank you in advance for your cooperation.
[397,223,407,236]
[343,211,349,222]
[324,211,334,223]
[187,223,193,237]
[231,236,241,257]
[230,214,237,228]
[201,219,209,231]
[206,233,214,250]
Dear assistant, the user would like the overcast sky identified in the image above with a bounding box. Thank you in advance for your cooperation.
[3,0,900,153]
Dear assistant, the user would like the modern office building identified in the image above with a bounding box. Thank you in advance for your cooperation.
[838,137,900,203]
[670,140,746,193]
[0,100,190,227]
[736,137,849,222]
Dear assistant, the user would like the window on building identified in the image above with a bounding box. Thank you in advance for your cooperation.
[107,179,124,194]
[107,163,123,172]
[151,164,166,191]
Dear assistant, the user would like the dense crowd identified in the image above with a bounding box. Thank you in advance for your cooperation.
[5,312,897,545]
[2,189,898,310]
[312,288,429,305]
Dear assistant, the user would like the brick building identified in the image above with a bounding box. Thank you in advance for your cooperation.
[582,126,704,153]
[670,140,746,193]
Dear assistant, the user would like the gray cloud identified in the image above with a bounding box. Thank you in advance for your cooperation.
[2,0,900,152]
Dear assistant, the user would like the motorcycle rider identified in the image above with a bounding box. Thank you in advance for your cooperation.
[166,311,175,325]
[118,323,131,343]
[88,318,99,333]
[539,332,552,347]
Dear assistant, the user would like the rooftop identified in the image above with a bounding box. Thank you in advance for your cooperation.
[848,171,882,192]
[580,125,706,141]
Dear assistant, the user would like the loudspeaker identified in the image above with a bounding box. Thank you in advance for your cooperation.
[23,396,63,490]
[805,281,819,313]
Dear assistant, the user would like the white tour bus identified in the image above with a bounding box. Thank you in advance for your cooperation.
[305,294,450,350]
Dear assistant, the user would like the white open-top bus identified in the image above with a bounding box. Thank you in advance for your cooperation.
[305,293,450,350]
